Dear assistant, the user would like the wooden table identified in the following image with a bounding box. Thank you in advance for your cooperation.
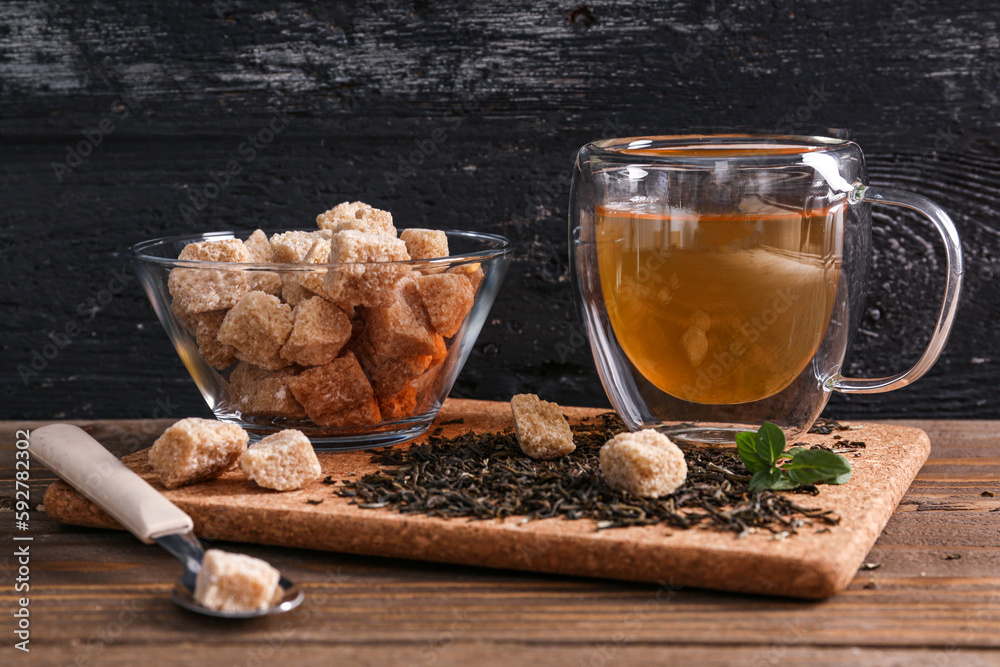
[2,416,999,665]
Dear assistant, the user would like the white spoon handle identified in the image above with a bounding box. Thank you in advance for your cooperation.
[31,424,193,544]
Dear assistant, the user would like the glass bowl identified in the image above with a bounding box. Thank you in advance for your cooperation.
[131,229,513,450]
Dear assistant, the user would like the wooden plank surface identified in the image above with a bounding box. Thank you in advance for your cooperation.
[39,400,930,600]
[1,410,999,664]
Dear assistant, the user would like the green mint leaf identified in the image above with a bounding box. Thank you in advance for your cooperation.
[736,431,768,473]
[737,422,787,474]
[756,422,787,467]
[783,448,853,486]
[749,469,782,492]
[749,468,799,492]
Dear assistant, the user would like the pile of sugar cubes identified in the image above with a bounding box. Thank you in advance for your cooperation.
[149,417,322,492]
[510,393,688,498]
[168,202,480,428]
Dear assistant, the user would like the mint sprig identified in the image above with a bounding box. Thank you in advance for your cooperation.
[736,422,852,492]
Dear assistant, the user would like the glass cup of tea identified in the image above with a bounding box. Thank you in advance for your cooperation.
[570,135,963,444]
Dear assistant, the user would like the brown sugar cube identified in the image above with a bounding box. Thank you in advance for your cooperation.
[316,201,372,230]
[228,362,307,419]
[323,230,411,308]
[414,273,475,338]
[270,231,319,263]
[318,203,396,237]
[217,292,294,370]
[169,241,252,316]
[411,365,445,411]
[243,229,282,295]
[510,394,575,460]
[599,430,688,498]
[280,297,352,367]
[429,334,448,368]
[179,238,252,263]
[448,262,484,293]
[238,429,322,491]
[378,385,417,421]
[192,309,237,370]
[291,238,332,297]
[170,239,252,314]
[194,549,280,613]
[287,352,381,427]
[244,229,273,262]
[281,274,312,307]
[148,418,249,489]
[352,329,431,398]
[365,277,437,357]
[400,228,449,260]
[170,298,201,333]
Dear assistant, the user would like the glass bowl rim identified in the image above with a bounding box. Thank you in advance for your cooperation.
[582,134,859,164]
[130,228,515,271]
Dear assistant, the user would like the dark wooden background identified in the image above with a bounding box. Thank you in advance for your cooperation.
[2,0,999,421]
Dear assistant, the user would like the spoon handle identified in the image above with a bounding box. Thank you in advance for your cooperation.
[31,424,193,544]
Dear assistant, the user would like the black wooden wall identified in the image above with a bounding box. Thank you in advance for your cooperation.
[3,1,999,420]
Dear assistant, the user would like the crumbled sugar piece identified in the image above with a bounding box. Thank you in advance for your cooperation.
[148,418,249,489]
[270,231,319,263]
[179,238,251,263]
[280,297,352,367]
[447,263,484,293]
[217,292,294,370]
[194,549,280,613]
[281,274,312,307]
[228,362,306,419]
[400,228,449,260]
[510,394,575,460]
[378,385,417,421]
[287,352,381,427]
[352,329,431,398]
[599,429,687,498]
[414,273,475,337]
[316,201,372,230]
[168,268,252,315]
[429,334,447,368]
[192,309,237,370]
[238,429,322,491]
[291,238,332,296]
[322,230,410,307]
[365,277,437,357]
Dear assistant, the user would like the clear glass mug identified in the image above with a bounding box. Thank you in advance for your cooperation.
[570,135,963,444]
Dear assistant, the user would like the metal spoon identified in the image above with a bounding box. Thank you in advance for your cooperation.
[30,424,303,618]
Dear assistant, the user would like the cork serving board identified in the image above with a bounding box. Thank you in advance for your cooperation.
[43,399,930,599]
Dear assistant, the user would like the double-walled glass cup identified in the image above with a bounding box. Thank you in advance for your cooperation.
[571,135,963,444]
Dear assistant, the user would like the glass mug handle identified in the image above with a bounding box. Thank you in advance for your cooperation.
[832,183,964,393]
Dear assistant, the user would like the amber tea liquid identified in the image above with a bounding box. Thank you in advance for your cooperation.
[596,201,843,405]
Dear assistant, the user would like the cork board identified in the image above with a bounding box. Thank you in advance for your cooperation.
[42,399,930,599]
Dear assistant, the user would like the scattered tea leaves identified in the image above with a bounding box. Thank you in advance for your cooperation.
[337,413,840,536]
